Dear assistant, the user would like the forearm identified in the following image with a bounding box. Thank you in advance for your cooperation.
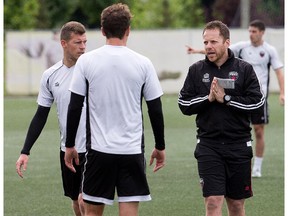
[178,93,210,115]
[21,105,50,155]
[276,69,284,95]
[146,98,165,150]
[66,92,85,148]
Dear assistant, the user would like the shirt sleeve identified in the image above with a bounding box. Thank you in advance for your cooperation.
[142,58,163,101]
[178,63,210,115]
[37,71,54,107]
[268,45,284,70]
[69,55,87,96]
[229,41,248,58]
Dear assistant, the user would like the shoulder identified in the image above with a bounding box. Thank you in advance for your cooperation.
[233,57,254,71]
[78,49,99,60]
[41,61,64,79]
[189,60,207,73]
[126,47,151,61]
[230,41,250,50]
[262,42,277,54]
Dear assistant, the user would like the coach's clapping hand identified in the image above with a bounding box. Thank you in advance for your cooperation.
[16,154,29,178]
[64,147,79,173]
[149,148,166,172]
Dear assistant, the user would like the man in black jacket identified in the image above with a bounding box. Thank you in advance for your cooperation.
[178,20,264,216]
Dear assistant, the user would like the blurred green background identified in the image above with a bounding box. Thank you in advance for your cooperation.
[4,0,284,30]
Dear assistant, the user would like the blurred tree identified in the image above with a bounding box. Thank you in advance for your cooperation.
[250,0,284,27]
[213,0,241,27]
[36,0,79,29]
[176,0,204,27]
[201,0,216,22]
[76,0,115,28]
[206,0,284,27]
[27,0,129,29]
[3,0,284,30]
[4,0,40,30]
[131,0,204,29]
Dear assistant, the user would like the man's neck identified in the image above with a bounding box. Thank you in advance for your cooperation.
[106,37,127,46]
[63,58,76,68]
[252,39,264,47]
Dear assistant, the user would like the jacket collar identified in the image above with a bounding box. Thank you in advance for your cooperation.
[205,48,235,68]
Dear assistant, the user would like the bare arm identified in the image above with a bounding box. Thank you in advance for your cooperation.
[185,45,206,55]
[275,68,284,105]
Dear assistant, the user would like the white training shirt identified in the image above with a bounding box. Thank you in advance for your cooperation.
[70,45,163,155]
[37,61,87,153]
[230,41,283,97]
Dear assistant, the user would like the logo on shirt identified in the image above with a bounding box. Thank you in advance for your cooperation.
[55,82,59,87]
[202,73,210,83]
[228,71,238,81]
[259,51,265,57]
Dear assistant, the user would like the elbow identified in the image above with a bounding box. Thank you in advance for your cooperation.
[179,105,193,116]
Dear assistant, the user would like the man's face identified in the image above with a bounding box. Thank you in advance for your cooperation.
[62,32,87,62]
[249,26,264,45]
[203,28,230,65]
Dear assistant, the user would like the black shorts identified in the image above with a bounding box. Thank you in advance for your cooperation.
[194,140,253,200]
[251,99,269,124]
[60,150,86,201]
[82,149,151,205]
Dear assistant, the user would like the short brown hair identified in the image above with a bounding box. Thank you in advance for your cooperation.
[249,19,266,31]
[60,21,86,41]
[101,3,133,39]
[203,20,230,40]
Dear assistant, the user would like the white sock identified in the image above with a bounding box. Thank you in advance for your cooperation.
[253,156,263,171]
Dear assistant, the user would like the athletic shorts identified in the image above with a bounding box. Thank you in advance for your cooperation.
[251,99,269,124]
[194,140,253,200]
[60,150,86,201]
[82,149,151,205]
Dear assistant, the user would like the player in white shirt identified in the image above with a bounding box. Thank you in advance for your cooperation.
[64,3,166,216]
[186,19,284,178]
[229,20,284,177]
[16,21,87,216]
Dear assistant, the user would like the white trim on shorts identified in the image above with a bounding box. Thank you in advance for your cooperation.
[82,192,114,205]
[83,193,152,205]
[118,195,152,203]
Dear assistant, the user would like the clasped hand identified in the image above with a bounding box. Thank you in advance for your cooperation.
[208,77,225,103]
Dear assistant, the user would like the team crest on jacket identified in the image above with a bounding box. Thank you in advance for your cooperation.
[202,73,210,83]
[228,71,238,81]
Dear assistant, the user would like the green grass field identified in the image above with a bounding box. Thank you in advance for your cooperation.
[4,94,284,216]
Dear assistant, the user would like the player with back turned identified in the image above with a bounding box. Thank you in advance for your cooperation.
[64,3,166,216]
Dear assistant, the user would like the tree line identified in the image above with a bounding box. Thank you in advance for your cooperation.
[4,0,284,30]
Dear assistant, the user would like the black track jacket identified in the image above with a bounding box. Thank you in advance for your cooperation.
[178,49,265,144]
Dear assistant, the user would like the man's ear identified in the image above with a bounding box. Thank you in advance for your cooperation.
[101,27,106,36]
[126,26,130,37]
[225,39,230,48]
[60,39,66,48]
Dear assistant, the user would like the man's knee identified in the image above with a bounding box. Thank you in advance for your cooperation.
[205,196,224,212]
[226,198,245,215]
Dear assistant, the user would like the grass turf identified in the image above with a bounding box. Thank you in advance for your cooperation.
[4,94,284,215]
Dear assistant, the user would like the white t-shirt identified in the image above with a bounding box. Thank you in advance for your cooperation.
[230,41,283,97]
[70,45,163,155]
[37,61,87,153]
